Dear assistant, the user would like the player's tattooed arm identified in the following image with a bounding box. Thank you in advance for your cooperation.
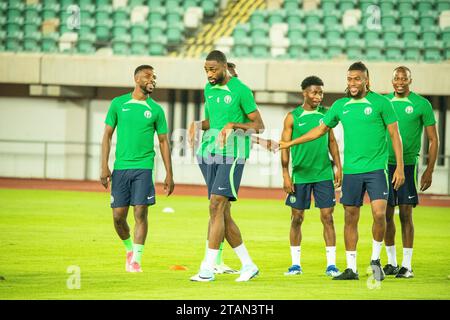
[328,129,342,188]
[281,113,294,194]
[421,125,439,191]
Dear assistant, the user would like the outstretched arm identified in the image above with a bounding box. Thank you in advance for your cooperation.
[219,110,265,147]
[279,123,330,149]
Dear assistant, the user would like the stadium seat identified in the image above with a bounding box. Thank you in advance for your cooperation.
[149,35,167,56]
[321,0,336,11]
[112,20,130,38]
[6,2,24,20]
[95,5,112,21]
[286,10,304,27]
[442,27,450,43]
[360,0,380,14]
[25,4,41,21]
[306,25,324,42]
[323,10,341,28]
[166,7,182,25]
[129,0,146,7]
[383,25,402,42]
[379,0,397,13]
[385,39,404,61]
[183,0,198,11]
[250,10,267,29]
[420,11,438,29]
[381,11,399,28]
[24,17,41,36]
[424,40,443,62]
[113,7,130,23]
[41,32,59,52]
[304,10,323,28]
[251,37,270,58]
[403,25,421,41]
[308,38,327,60]
[268,9,286,26]
[325,24,343,42]
[404,40,422,61]
[327,38,345,58]
[398,0,415,14]
[148,0,164,7]
[365,39,384,61]
[6,17,23,35]
[96,19,113,42]
[399,11,418,29]
[6,31,23,52]
[131,22,147,38]
[148,6,165,24]
[284,0,300,11]
[444,40,450,60]
[288,45,309,60]
[364,26,381,42]
[437,1,450,12]
[344,25,363,42]
[287,23,306,41]
[422,25,440,42]
[42,3,60,20]
[112,33,131,55]
[201,0,216,18]
[417,0,434,13]
[130,34,149,55]
[339,0,356,12]
[250,23,269,42]
[167,22,184,45]
[346,38,364,60]
[78,33,96,54]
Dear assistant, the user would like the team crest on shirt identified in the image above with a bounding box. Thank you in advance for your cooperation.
[144,110,152,119]
[224,95,232,104]
[289,195,297,203]
[405,106,414,114]
[364,107,373,115]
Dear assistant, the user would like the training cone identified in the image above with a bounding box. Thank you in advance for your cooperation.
[170,265,188,271]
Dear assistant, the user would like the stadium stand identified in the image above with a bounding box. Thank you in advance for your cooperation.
[0,0,449,62]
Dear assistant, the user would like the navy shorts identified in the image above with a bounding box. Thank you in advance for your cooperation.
[110,169,155,208]
[388,164,418,207]
[197,154,245,201]
[285,180,336,210]
[341,169,389,207]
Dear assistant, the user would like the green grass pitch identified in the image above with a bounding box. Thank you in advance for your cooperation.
[0,188,449,300]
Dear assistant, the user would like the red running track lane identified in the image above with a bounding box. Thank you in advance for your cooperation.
[1,177,449,207]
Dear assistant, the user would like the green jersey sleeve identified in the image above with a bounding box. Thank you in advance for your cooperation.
[380,97,398,125]
[105,98,118,128]
[155,107,168,134]
[421,98,436,127]
[322,101,341,128]
[240,85,258,115]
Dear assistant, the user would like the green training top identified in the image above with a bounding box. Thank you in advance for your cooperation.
[198,76,258,159]
[384,91,436,165]
[290,105,334,184]
[322,91,398,174]
[105,92,168,170]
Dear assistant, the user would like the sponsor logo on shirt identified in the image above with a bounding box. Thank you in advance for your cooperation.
[405,106,414,114]
[364,107,373,115]
[144,110,152,119]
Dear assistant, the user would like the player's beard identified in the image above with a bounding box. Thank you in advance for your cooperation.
[140,84,153,95]
[209,71,226,85]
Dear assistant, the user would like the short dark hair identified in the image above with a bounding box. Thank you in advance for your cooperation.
[206,50,227,64]
[301,76,324,90]
[348,61,369,78]
[134,65,153,76]
[227,62,236,69]
[393,65,411,77]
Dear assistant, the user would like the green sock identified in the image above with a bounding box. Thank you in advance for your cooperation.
[215,242,224,265]
[133,244,145,264]
[122,237,133,252]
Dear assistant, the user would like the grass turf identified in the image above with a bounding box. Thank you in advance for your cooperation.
[0,188,449,300]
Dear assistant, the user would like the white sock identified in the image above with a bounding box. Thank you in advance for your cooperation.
[346,251,357,272]
[326,246,336,267]
[371,240,383,261]
[202,248,219,271]
[203,240,209,261]
[402,248,413,270]
[385,245,398,267]
[290,246,301,266]
[233,243,254,267]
